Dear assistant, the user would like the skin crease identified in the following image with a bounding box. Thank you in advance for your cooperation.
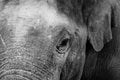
[1,0,120,80]
[0,0,87,80]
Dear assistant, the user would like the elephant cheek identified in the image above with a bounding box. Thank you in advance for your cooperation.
[61,50,86,80]
[74,51,86,80]
[52,69,62,80]
[73,43,86,79]
[80,52,86,78]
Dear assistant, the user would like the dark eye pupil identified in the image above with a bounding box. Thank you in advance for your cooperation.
[56,38,69,52]
[60,38,69,47]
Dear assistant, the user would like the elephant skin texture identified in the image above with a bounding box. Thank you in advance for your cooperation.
[0,0,86,80]
[0,0,120,80]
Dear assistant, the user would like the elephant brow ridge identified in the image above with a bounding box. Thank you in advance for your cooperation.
[0,0,70,44]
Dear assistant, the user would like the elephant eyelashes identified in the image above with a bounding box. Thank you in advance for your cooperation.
[56,33,71,54]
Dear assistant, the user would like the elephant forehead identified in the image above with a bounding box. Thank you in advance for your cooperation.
[14,1,69,25]
[5,0,69,27]
[1,0,70,42]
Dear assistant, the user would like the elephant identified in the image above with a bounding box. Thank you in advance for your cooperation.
[81,27,120,80]
[0,0,120,80]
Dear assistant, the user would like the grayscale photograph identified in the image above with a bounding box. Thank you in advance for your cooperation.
[0,0,120,80]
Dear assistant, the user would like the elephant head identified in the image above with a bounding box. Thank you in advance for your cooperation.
[0,0,119,80]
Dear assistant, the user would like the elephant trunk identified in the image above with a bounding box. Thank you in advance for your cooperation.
[0,46,53,80]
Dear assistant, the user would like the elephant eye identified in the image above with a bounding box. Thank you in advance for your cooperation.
[56,34,71,54]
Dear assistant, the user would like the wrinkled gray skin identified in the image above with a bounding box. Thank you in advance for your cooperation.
[0,0,120,80]
[0,0,87,80]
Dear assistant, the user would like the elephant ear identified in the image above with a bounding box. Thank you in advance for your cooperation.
[111,0,120,28]
[87,1,112,51]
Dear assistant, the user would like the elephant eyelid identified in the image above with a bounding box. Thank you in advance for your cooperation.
[55,33,72,54]
[56,38,69,52]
